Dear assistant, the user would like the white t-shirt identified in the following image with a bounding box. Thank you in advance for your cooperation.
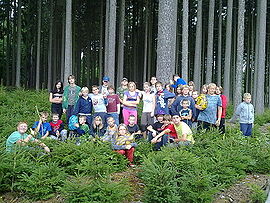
[142,92,155,113]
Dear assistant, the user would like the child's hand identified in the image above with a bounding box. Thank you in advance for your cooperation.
[126,145,132,149]
[56,131,60,136]
[74,123,79,128]
[63,109,67,114]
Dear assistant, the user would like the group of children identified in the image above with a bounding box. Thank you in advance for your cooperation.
[6,74,255,166]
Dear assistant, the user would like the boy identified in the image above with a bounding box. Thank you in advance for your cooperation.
[179,99,192,127]
[106,85,121,125]
[99,76,110,96]
[31,111,52,139]
[73,87,93,127]
[49,113,67,141]
[155,82,175,115]
[62,75,81,123]
[102,117,117,142]
[231,93,254,136]
[127,115,142,140]
[69,115,90,144]
[6,122,50,152]
[89,85,108,126]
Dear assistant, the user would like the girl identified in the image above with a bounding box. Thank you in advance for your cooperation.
[102,117,118,142]
[188,81,195,96]
[175,85,182,96]
[89,116,106,138]
[141,82,155,138]
[113,124,137,166]
[122,82,140,125]
[155,82,175,115]
[216,86,227,134]
[49,81,64,119]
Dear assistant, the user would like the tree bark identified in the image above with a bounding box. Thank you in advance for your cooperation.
[234,0,245,108]
[47,0,53,90]
[156,0,178,84]
[182,0,188,82]
[35,0,42,90]
[205,0,215,84]
[15,0,22,88]
[217,0,222,86]
[223,0,233,101]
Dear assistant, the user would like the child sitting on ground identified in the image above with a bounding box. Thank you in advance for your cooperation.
[102,117,118,142]
[49,113,67,141]
[127,115,143,140]
[68,115,90,142]
[89,116,106,138]
[179,99,192,127]
[31,111,52,139]
[113,124,138,167]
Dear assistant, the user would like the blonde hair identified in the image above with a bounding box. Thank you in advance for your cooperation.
[163,114,172,121]
[81,87,89,93]
[17,121,27,127]
[243,93,251,99]
[117,124,130,137]
[92,116,104,129]
[40,111,49,117]
[181,85,190,91]
[207,83,217,89]
[79,115,87,121]
[128,81,136,91]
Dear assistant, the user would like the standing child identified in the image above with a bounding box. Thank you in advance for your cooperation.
[62,75,81,123]
[113,124,138,167]
[107,85,121,125]
[89,116,106,138]
[49,81,64,119]
[191,90,200,129]
[216,86,227,134]
[73,87,93,127]
[49,113,67,141]
[141,82,155,138]
[99,76,110,96]
[122,82,140,125]
[179,99,192,127]
[232,93,254,136]
[127,115,142,140]
[31,111,52,139]
[150,76,158,94]
[102,117,118,142]
[116,77,129,124]
[155,82,175,115]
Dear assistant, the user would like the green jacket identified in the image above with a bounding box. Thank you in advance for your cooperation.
[62,85,81,109]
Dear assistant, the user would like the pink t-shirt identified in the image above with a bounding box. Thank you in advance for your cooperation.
[107,94,120,113]
[220,94,227,118]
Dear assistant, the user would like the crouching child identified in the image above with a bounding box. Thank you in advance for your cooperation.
[49,113,67,141]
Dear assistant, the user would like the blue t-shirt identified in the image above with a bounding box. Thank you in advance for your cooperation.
[6,131,35,152]
[197,95,222,124]
[32,121,52,139]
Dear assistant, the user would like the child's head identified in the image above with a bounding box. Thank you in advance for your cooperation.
[176,85,182,95]
[92,85,99,95]
[181,85,190,96]
[188,81,195,92]
[81,87,89,97]
[40,111,49,122]
[108,85,115,95]
[143,82,151,92]
[93,116,103,129]
[173,74,180,81]
[53,81,63,91]
[52,113,59,122]
[121,77,128,86]
[216,86,223,95]
[172,114,181,124]
[165,83,173,92]
[102,76,110,86]
[243,93,252,103]
[155,81,163,91]
[207,83,217,95]
[201,84,208,94]
[181,99,190,109]
[118,124,129,136]
[128,115,136,126]
[17,122,28,134]
[192,91,199,99]
[156,114,164,122]
[128,82,136,91]
[79,115,87,125]
[163,114,172,126]
[68,75,76,84]
[150,76,157,85]
[107,117,115,127]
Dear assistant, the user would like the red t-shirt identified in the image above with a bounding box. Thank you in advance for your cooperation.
[50,120,63,132]
[107,94,120,113]
[220,95,227,118]
[164,124,178,139]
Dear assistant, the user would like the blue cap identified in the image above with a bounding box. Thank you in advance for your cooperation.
[103,76,110,81]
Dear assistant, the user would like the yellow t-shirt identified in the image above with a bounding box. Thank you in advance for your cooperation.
[174,122,195,144]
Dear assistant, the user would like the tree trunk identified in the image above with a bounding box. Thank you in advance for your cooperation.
[47,0,53,90]
[6,1,11,86]
[15,0,22,88]
[35,0,42,90]
[182,0,188,82]
[223,0,233,101]
[233,0,245,108]
[64,0,72,86]
[143,0,148,83]
[99,0,104,82]
[61,12,65,82]
[156,0,178,84]
[117,0,125,85]
[255,0,266,114]
[217,0,222,86]
[205,0,215,84]
[193,0,202,89]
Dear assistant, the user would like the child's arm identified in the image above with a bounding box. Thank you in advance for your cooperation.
[151,129,171,143]
[49,93,62,103]
[187,109,192,120]
[41,131,49,139]
[117,103,121,114]
[215,106,222,126]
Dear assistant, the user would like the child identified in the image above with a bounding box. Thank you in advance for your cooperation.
[49,81,64,119]
[102,117,118,142]
[188,81,195,96]
[62,75,81,123]
[122,82,140,125]
[89,116,106,138]
[141,82,155,138]
[89,85,108,126]
[31,111,52,139]
[113,124,137,166]
[73,87,93,127]
[179,99,192,127]
[116,77,129,124]
[49,113,67,141]
[73,116,90,145]
[191,90,200,129]
[170,74,187,90]
[216,86,227,134]
[6,122,50,153]
[99,76,110,96]
[232,93,254,136]
[127,115,142,140]
[155,82,175,115]
[150,76,158,94]
[106,85,121,125]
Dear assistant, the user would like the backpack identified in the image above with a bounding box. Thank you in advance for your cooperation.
[196,94,208,110]
[68,115,78,130]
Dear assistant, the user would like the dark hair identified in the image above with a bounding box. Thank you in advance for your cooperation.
[68,75,75,84]
[52,81,63,92]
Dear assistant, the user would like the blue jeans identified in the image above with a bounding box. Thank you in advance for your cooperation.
[240,123,252,136]
[107,113,119,125]
[148,132,168,151]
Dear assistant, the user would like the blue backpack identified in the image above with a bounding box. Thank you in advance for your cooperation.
[68,115,78,130]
